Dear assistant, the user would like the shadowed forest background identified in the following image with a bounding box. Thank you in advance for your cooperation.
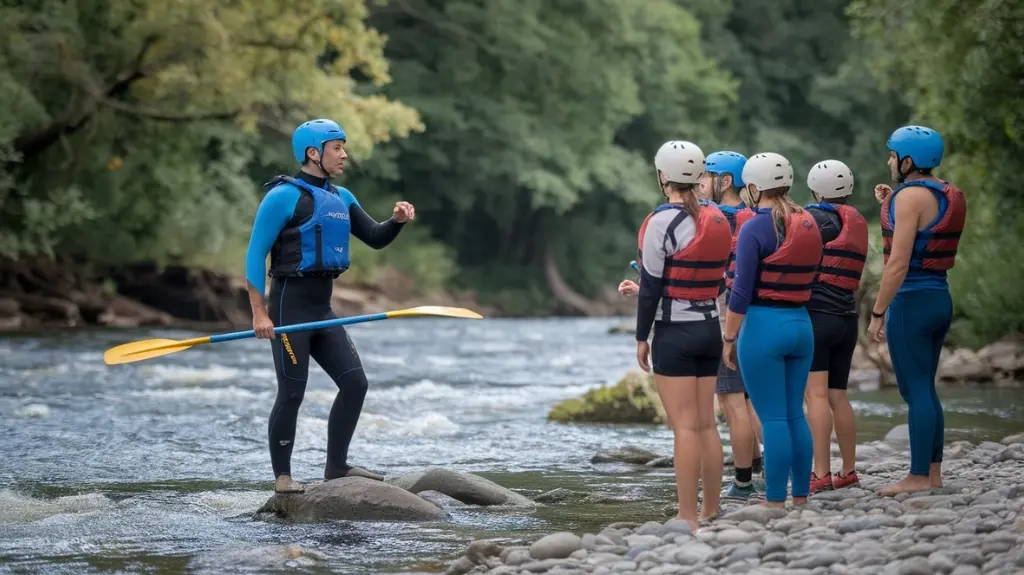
[1,0,1021,349]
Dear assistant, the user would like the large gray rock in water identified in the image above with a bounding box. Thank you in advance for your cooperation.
[257,477,444,523]
[388,468,536,507]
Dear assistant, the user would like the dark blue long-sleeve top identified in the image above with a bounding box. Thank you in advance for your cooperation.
[727,208,784,315]
[245,171,405,294]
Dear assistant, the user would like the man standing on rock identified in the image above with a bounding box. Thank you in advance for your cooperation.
[868,125,967,496]
[245,118,415,494]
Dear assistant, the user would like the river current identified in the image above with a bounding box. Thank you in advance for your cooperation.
[2,317,1022,574]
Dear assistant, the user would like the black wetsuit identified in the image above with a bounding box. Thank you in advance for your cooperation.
[246,171,405,479]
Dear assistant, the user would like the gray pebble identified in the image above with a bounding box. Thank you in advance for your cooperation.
[727,543,761,564]
[917,524,953,539]
[530,532,583,560]
[927,551,956,573]
[787,550,842,569]
[898,556,932,575]
[673,541,714,565]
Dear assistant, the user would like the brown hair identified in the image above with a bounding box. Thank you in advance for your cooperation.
[759,187,803,242]
[668,183,701,217]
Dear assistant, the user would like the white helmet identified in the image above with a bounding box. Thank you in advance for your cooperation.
[741,152,794,191]
[807,159,855,199]
[654,141,705,185]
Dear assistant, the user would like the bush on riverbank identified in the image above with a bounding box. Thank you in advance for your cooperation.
[548,371,666,425]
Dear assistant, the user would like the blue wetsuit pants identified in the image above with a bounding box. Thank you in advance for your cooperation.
[885,289,952,476]
[738,305,815,502]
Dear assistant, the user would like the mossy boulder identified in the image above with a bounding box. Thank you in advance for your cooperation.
[548,371,665,424]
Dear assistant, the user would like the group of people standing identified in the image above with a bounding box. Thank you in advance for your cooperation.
[619,125,967,527]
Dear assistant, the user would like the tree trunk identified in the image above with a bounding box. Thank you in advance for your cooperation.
[543,243,607,316]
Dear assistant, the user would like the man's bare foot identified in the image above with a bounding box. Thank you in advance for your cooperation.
[876,474,931,497]
[929,463,943,488]
[275,475,305,493]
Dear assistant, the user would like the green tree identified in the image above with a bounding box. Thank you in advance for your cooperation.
[849,0,1024,346]
[356,0,735,313]
[0,0,422,269]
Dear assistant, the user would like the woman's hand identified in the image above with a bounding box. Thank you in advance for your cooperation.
[723,340,738,370]
[636,341,651,372]
[868,315,886,343]
[618,280,639,297]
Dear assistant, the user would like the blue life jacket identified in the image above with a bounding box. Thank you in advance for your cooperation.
[716,201,746,234]
[267,175,352,278]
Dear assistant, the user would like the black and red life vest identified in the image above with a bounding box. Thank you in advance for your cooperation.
[811,203,869,292]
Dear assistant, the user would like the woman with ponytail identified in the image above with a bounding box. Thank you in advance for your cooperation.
[635,141,733,527]
[721,152,823,508]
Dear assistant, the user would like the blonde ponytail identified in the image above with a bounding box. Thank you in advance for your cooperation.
[762,188,803,243]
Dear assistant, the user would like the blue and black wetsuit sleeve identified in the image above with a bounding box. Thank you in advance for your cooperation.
[245,186,301,295]
[336,188,406,250]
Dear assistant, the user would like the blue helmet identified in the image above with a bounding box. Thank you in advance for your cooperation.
[887,125,943,169]
[705,151,747,187]
[291,119,347,164]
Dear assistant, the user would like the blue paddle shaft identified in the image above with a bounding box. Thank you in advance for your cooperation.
[209,312,389,343]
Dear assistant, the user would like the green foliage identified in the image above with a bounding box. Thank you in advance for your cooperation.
[0,0,1019,346]
[678,0,906,211]
[0,0,421,266]
[849,0,1024,347]
[354,0,736,301]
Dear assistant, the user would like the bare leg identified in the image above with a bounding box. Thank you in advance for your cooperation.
[805,372,832,478]
[720,392,754,470]
[828,389,857,475]
[656,375,702,525]
[697,375,722,521]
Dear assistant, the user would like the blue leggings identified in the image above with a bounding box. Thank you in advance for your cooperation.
[738,305,815,502]
[886,289,952,476]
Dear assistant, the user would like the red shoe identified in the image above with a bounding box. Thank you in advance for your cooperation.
[832,470,860,489]
[810,472,833,494]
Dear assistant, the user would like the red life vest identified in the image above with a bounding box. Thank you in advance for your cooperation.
[755,211,823,303]
[724,208,756,290]
[637,202,733,302]
[880,179,967,271]
[815,204,868,292]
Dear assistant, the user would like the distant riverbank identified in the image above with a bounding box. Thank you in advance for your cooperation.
[0,258,495,333]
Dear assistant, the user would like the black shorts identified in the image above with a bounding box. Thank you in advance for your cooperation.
[651,318,722,378]
[809,311,859,390]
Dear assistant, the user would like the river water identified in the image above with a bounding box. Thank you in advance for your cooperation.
[2,317,1023,574]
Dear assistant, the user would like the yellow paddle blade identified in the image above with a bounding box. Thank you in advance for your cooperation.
[385,305,484,320]
[103,336,211,366]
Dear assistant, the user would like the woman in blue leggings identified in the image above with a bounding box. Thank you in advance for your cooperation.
[722,152,823,507]
[868,126,967,496]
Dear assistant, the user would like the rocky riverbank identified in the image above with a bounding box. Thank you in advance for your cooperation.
[604,324,1023,389]
[441,432,1024,575]
[0,258,492,332]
